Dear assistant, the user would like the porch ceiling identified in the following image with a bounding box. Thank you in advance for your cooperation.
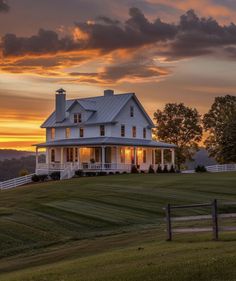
[34,137,176,148]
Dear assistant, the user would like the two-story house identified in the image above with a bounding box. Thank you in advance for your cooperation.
[35,89,176,178]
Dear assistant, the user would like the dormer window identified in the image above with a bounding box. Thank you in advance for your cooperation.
[74,113,82,123]
[80,127,84,137]
[143,128,146,139]
[100,125,105,136]
[132,126,136,138]
[51,128,55,140]
[65,128,70,138]
[130,106,134,117]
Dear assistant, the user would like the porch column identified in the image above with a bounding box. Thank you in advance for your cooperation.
[152,149,155,165]
[101,146,105,170]
[134,147,137,166]
[161,149,164,169]
[61,147,64,168]
[171,149,175,166]
[46,148,50,164]
[36,147,39,172]
[116,146,119,169]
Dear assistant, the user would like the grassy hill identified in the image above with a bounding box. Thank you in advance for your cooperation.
[0,173,236,280]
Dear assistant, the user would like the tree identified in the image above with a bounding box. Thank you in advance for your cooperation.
[203,95,236,163]
[153,103,202,169]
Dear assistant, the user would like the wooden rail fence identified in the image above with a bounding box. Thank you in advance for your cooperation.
[0,174,34,190]
[164,199,236,241]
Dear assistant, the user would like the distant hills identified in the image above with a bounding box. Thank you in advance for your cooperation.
[0,149,34,161]
[186,148,217,169]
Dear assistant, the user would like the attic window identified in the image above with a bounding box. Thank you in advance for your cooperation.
[74,113,82,123]
[130,106,134,117]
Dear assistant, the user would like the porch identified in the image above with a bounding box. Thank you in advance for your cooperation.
[36,145,175,175]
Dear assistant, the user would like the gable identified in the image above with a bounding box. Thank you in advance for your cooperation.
[113,96,154,127]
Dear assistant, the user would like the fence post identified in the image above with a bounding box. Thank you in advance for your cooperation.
[212,199,219,240]
[166,204,172,241]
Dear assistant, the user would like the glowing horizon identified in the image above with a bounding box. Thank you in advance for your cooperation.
[1,1,236,151]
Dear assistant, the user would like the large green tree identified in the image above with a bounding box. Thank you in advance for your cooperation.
[203,95,236,163]
[153,103,202,169]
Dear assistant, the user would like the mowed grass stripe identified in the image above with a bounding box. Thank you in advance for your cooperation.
[0,173,235,259]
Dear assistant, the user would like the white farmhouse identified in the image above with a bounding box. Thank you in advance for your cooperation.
[35,89,176,178]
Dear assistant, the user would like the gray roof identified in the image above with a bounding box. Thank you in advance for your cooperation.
[41,93,155,128]
[35,137,176,148]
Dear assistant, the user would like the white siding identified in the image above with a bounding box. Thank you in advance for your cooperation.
[112,98,152,139]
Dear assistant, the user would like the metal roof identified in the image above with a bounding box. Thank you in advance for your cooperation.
[35,137,176,148]
[41,93,155,128]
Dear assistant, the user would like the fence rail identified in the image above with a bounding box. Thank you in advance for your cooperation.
[164,199,236,241]
[0,174,34,190]
[206,164,236,172]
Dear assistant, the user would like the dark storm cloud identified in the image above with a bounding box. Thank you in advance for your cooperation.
[1,29,80,56]
[0,0,9,12]
[2,8,236,61]
[75,7,177,50]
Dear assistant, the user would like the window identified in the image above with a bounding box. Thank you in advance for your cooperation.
[130,106,134,117]
[75,148,78,162]
[132,126,136,138]
[66,148,73,162]
[120,148,125,163]
[74,113,82,123]
[51,149,55,162]
[100,125,105,136]
[143,128,146,139]
[51,128,55,140]
[143,150,147,163]
[65,128,70,138]
[80,127,84,137]
[121,125,125,137]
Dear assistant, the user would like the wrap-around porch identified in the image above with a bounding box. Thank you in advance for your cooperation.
[36,145,175,174]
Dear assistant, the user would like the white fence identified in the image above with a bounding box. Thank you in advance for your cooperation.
[0,174,34,190]
[206,164,236,173]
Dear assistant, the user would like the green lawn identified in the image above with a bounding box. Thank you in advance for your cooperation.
[0,172,236,280]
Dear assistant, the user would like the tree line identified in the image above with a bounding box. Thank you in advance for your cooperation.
[153,95,236,169]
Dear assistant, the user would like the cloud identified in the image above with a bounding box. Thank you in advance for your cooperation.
[2,8,236,83]
[0,0,9,13]
[69,55,171,84]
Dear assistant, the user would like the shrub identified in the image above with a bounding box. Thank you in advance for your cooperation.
[108,172,114,175]
[19,169,29,177]
[75,170,84,177]
[140,170,145,174]
[169,165,176,173]
[115,171,120,175]
[131,165,139,174]
[122,171,127,174]
[50,171,61,180]
[195,165,207,173]
[148,165,155,173]
[163,165,168,173]
[31,174,40,182]
[156,165,163,173]
[98,171,107,176]
[85,172,96,177]
[38,174,48,182]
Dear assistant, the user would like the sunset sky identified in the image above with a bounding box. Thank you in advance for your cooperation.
[1,0,236,151]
